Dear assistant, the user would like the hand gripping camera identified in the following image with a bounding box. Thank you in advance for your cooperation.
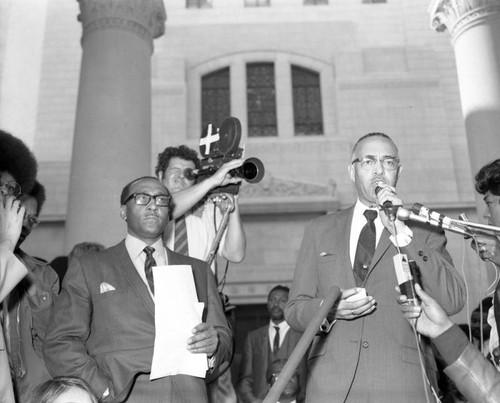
[185,117,265,194]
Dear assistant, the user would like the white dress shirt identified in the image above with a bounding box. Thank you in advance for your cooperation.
[125,235,167,299]
[268,320,290,352]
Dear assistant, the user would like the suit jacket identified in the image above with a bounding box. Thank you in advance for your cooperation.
[285,206,466,402]
[43,241,232,403]
[0,247,28,403]
[237,325,307,403]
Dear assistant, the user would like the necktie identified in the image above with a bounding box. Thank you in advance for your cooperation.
[353,210,378,286]
[273,326,280,356]
[143,246,156,295]
[174,216,189,256]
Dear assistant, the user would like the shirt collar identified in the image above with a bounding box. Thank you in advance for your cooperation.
[125,234,164,261]
[269,320,290,332]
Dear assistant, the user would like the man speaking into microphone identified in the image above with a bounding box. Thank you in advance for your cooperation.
[285,132,466,402]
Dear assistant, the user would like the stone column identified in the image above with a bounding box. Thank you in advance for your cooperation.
[429,0,500,317]
[430,0,500,176]
[65,0,166,250]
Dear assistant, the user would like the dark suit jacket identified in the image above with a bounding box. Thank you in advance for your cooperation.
[43,241,232,402]
[285,206,466,402]
[237,325,306,403]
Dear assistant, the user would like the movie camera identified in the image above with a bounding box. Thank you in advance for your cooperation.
[185,117,265,194]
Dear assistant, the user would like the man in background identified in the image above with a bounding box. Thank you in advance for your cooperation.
[4,181,59,401]
[238,285,306,403]
[469,158,500,365]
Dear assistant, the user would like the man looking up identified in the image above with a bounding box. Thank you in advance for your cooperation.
[285,132,466,402]
[43,176,232,402]
[238,285,306,403]
[155,145,246,269]
[4,181,59,401]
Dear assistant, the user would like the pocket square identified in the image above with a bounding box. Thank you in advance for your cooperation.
[100,282,116,294]
[320,251,334,257]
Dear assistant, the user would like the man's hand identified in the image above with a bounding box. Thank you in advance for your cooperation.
[471,235,500,266]
[328,287,376,320]
[375,183,406,235]
[187,322,219,357]
[396,283,454,338]
[207,159,244,189]
[0,195,25,252]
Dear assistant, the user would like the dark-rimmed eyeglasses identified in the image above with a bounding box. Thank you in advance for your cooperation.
[124,193,171,207]
[351,156,399,171]
[0,180,21,197]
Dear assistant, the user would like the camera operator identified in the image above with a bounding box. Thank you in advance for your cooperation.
[155,145,246,269]
[155,145,245,403]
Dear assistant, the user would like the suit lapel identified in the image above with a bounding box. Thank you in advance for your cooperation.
[115,241,155,316]
[335,207,357,288]
[367,228,392,280]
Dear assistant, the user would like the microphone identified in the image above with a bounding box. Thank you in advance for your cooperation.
[393,253,419,305]
[397,203,470,236]
[374,184,399,221]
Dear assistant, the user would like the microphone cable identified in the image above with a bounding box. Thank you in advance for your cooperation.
[389,217,439,403]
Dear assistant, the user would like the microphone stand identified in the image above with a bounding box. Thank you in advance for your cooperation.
[453,218,500,237]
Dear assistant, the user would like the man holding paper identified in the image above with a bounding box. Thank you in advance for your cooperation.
[43,176,232,403]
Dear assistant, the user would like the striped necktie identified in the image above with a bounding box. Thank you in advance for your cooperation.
[143,246,156,295]
[174,216,189,256]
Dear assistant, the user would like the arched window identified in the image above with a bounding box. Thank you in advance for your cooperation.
[247,62,277,137]
[292,65,323,135]
[201,67,230,130]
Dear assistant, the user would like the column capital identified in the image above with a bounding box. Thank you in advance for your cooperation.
[77,0,166,46]
[429,0,500,41]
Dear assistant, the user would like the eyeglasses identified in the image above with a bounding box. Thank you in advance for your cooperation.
[24,214,40,228]
[351,156,400,171]
[124,193,171,207]
[0,180,21,197]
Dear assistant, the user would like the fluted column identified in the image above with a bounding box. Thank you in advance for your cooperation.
[65,0,166,250]
[430,0,500,176]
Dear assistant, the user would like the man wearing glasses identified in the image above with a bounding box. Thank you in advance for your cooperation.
[285,132,466,402]
[44,176,232,402]
[3,181,60,401]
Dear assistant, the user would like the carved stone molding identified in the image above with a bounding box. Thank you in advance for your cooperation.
[239,173,337,199]
[429,0,500,41]
[77,0,166,47]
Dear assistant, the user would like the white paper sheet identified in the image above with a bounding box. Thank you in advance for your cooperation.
[150,265,207,380]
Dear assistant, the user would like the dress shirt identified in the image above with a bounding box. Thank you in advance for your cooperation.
[164,201,227,273]
[268,320,290,352]
[125,235,167,299]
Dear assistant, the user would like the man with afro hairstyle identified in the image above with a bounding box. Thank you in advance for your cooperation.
[0,130,38,197]
[3,181,60,401]
[0,129,39,402]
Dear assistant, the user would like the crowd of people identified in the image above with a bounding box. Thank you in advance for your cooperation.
[1,128,500,403]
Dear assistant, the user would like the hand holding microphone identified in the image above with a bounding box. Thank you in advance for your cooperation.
[374,182,402,223]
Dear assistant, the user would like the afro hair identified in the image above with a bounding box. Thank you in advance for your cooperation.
[0,129,38,194]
